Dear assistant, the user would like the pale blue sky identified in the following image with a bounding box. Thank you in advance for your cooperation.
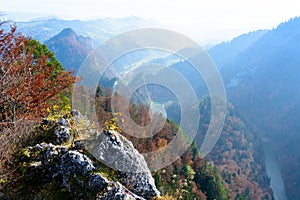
[1,0,299,44]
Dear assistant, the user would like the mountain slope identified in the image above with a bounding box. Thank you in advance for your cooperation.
[208,30,268,70]
[208,17,300,199]
[195,98,273,200]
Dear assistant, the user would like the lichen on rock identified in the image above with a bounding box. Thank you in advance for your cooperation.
[18,110,160,199]
[86,129,161,199]
[96,181,146,200]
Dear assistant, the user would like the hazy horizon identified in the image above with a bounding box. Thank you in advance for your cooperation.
[1,0,299,45]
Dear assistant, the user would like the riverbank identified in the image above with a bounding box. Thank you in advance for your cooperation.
[262,139,289,200]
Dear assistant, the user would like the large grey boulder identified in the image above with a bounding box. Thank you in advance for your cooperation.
[87,130,161,199]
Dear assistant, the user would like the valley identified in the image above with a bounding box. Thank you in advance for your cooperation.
[1,11,300,200]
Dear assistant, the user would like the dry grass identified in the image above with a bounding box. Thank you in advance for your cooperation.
[151,194,177,200]
[0,120,35,190]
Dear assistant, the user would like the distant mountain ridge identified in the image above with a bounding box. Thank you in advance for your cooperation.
[12,16,159,44]
[208,30,269,69]
[10,16,160,71]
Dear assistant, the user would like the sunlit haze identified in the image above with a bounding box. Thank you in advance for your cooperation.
[1,0,299,45]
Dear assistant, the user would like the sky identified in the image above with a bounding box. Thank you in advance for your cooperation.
[1,0,299,45]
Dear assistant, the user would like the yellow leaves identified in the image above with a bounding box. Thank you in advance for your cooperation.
[64,104,71,111]
[104,120,119,132]
[46,107,51,113]
[0,179,7,184]
[41,124,49,131]
[52,105,59,110]
[46,104,72,121]
[151,195,176,200]
[104,112,124,132]
[22,149,30,158]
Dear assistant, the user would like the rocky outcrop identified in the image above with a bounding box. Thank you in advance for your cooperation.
[54,118,71,144]
[20,110,160,199]
[87,130,160,199]
[24,143,106,192]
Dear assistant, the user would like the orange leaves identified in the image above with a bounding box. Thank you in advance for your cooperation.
[0,23,76,123]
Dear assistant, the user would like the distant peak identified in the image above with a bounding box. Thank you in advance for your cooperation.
[45,28,79,44]
[60,28,76,36]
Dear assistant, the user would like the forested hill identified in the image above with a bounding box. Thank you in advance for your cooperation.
[45,28,93,71]
[197,98,272,199]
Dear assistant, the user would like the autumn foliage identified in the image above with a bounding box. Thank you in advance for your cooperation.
[0,22,76,124]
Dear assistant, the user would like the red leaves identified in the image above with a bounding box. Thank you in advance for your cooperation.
[0,23,76,123]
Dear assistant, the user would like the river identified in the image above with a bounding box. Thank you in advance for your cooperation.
[262,139,289,200]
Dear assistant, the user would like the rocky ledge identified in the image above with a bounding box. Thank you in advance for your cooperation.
[86,129,160,199]
[19,110,160,199]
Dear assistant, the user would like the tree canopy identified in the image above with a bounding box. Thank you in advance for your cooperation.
[0,22,76,124]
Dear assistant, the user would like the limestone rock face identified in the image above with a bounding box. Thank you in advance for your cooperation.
[20,111,160,199]
[97,182,146,200]
[59,150,97,190]
[25,143,101,192]
[54,118,71,144]
[88,173,108,191]
[89,130,149,173]
[87,130,161,199]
